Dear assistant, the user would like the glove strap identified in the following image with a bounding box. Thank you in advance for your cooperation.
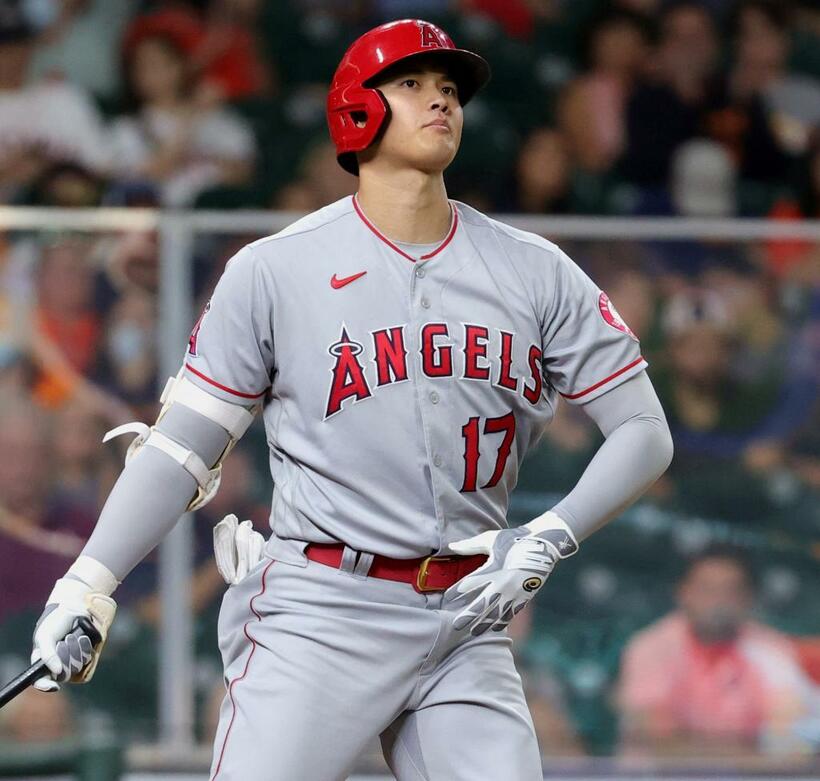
[524,511,579,559]
[47,576,92,605]
[68,556,120,596]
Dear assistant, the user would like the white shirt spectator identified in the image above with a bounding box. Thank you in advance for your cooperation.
[0,79,110,173]
[108,105,255,207]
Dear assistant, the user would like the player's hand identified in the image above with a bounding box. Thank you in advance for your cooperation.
[445,511,578,636]
[213,513,266,585]
[31,578,117,691]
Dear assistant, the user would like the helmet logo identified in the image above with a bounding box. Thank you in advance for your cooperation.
[419,22,444,48]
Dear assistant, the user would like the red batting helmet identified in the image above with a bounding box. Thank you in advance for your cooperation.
[327,19,491,175]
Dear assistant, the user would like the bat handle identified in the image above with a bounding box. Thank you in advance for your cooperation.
[0,617,102,709]
[75,615,102,648]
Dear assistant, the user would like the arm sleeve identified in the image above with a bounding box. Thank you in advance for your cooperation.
[541,247,647,403]
[183,244,275,403]
[72,244,276,583]
[550,371,674,542]
[80,402,234,581]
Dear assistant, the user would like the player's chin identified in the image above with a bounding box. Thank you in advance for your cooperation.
[413,139,460,173]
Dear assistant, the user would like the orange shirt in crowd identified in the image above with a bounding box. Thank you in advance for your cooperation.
[617,612,813,745]
[32,308,101,407]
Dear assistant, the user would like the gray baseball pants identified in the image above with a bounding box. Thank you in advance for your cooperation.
[209,537,543,780]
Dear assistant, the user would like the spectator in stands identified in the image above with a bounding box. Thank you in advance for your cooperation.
[699,0,793,191]
[558,8,652,176]
[504,127,572,214]
[51,397,119,517]
[26,161,104,208]
[26,0,132,102]
[102,231,160,296]
[272,138,355,211]
[728,0,820,161]
[616,545,817,756]
[622,1,722,194]
[123,0,271,103]
[193,0,273,103]
[109,30,256,206]
[670,139,737,217]
[1,234,131,425]
[0,398,89,624]
[459,0,552,41]
[655,288,780,448]
[98,291,158,412]
[32,236,102,404]
[653,288,795,519]
[0,1,110,204]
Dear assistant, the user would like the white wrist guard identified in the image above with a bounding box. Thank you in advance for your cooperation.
[524,510,579,559]
[67,555,119,596]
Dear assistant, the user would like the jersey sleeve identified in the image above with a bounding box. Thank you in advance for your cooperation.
[541,247,647,405]
[182,245,274,403]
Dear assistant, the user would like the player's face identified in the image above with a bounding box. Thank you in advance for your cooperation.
[364,65,463,174]
[678,559,752,643]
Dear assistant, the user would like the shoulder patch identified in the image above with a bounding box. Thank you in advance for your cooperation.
[598,292,638,341]
[188,300,211,356]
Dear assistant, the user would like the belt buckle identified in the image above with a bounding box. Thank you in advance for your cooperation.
[416,555,458,592]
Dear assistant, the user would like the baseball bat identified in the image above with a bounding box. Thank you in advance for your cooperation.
[0,617,102,709]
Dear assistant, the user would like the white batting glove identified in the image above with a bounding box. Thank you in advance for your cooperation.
[31,557,119,691]
[213,513,266,585]
[445,511,578,636]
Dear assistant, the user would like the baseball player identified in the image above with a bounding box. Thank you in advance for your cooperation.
[29,19,673,780]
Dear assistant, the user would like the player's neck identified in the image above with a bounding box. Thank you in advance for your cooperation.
[355,170,451,245]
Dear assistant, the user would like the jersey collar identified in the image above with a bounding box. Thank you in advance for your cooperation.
[352,193,459,264]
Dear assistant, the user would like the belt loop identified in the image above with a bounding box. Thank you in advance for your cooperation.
[352,551,374,579]
[339,546,358,574]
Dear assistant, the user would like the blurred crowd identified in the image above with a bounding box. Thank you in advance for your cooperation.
[0,0,819,769]
[0,0,818,215]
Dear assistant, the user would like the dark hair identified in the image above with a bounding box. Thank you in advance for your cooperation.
[121,32,192,112]
[660,1,717,28]
[0,0,33,44]
[680,543,757,592]
[728,0,792,37]
[579,8,656,70]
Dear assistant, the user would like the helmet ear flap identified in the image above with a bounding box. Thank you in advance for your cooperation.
[327,85,390,174]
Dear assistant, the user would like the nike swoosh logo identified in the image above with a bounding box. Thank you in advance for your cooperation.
[331,271,367,289]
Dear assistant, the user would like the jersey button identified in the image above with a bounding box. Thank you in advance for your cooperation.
[421,297,431,309]
[429,391,439,404]
[433,455,443,467]
[415,266,426,278]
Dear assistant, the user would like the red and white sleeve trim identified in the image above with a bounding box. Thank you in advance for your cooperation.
[560,356,646,400]
[185,363,267,400]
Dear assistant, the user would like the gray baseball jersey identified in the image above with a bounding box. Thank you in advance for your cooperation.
[190,194,648,780]
[184,194,647,559]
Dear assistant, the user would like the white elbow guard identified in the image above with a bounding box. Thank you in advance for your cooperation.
[103,369,260,511]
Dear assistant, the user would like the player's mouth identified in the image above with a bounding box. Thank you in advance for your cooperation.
[423,119,451,131]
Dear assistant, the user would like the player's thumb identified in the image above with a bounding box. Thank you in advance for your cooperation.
[448,530,497,555]
[31,646,61,681]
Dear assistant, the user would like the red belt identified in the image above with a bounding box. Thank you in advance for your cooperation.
[304,543,487,593]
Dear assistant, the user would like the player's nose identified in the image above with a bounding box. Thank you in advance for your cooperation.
[428,95,450,113]
[422,83,450,113]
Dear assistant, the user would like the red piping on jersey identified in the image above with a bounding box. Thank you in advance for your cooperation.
[560,356,646,400]
[352,194,459,263]
[185,363,267,399]
[210,559,276,780]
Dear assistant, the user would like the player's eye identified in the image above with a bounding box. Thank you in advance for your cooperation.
[442,85,457,96]
[401,78,419,88]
